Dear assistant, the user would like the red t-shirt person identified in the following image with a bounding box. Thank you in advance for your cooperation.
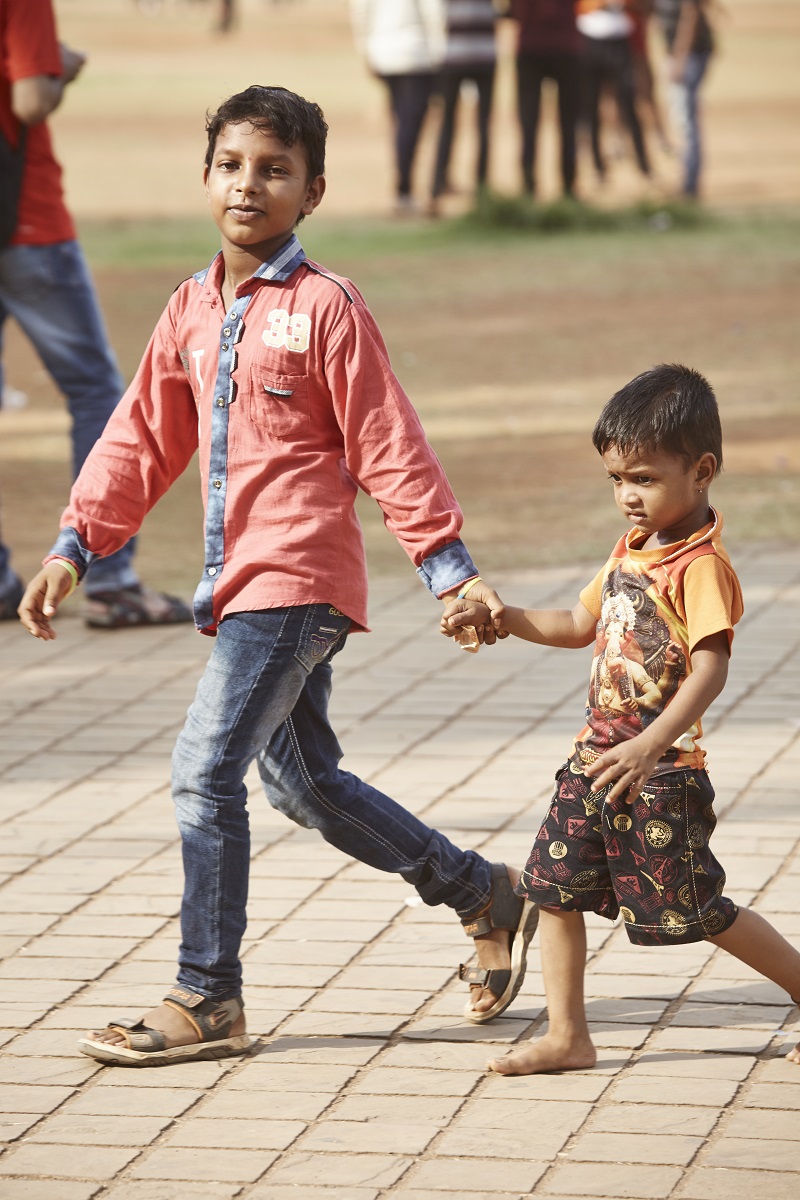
[0,0,75,244]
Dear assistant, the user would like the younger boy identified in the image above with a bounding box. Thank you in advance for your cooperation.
[18,85,538,1065]
[443,364,800,1072]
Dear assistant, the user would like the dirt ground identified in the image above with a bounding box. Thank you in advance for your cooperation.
[1,0,799,593]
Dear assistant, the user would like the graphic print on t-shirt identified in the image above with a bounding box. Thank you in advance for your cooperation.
[585,567,686,751]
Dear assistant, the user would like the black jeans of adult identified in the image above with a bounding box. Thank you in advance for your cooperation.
[381,72,435,199]
[431,64,495,199]
[581,34,650,177]
[516,51,581,196]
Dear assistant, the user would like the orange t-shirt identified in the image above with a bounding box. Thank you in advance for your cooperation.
[575,509,743,773]
[0,0,75,245]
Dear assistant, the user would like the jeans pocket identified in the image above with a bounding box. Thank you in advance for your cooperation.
[294,605,350,673]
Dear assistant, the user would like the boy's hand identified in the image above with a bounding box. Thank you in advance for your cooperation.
[18,565,75,640]
[583,733,661,805]
[60,43,87,85]
[441,598,493,643]
[440,580,507,645]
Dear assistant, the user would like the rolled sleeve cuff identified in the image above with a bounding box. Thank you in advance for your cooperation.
[45,528,96,581]
[416,540,479,598]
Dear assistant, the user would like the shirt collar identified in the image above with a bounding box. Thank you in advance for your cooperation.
[193,234,306,300]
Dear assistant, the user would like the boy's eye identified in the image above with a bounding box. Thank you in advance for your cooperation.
[635,476,652,485]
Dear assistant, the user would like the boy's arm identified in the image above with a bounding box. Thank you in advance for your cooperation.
[325,300,505,628]
[584,631,730,803]
[18,304,198,639]
[442,598,597,649]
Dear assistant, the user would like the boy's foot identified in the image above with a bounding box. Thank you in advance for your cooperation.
[787,1043,800,1065]
[84,584,192,629]
[80,987,250,1067]
[486,1032,597,1076]
[462,864,539,1022]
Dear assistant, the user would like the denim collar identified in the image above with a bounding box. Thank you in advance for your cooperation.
[194,234,306,301]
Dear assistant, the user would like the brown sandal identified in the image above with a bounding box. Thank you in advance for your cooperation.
[78,986,252,1067]
[460,863,539,1024]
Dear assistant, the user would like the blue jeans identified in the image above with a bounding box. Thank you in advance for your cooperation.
[671,52,710,197]
[0,240,138,593]
[172,605,493,999]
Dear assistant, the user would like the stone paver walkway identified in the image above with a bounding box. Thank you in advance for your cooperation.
[1,547,799,1200]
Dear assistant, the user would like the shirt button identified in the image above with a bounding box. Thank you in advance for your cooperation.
[223,327,232,336]
[217,397,225,407]
[208,567,217,576]
[213,479,222,489]
[221,342,229,351]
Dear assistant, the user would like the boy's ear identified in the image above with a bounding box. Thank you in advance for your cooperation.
[695,452,717,488]
[301,174,326,217]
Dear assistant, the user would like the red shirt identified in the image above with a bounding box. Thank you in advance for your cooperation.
[55,242,476,633]
[0,0,75,245]
[511,0,582,56]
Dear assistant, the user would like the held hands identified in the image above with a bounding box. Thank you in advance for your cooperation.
[583,732,662,805]
[441,583,507,648]
[18,564,76,641]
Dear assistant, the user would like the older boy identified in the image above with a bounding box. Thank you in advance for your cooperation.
[19,85,538,1065]
[444,364,800,1072]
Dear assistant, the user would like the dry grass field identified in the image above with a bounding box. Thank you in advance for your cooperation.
[1,0,798,593]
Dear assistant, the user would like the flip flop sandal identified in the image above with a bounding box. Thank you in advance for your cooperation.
[77,986,252,1067]
[459,862,539,1025]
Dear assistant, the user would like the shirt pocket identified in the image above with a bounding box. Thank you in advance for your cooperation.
[249,366,310,440]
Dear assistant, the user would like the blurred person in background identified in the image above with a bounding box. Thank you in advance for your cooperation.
[654,0,715,197]
[576,0,651,184]
[0,0,192,626]
[510,0,583,199]
[428,0,498,216]
[350,0,445,214]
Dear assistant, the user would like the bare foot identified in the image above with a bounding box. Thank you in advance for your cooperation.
[468,866,522,1016]
[786,1042,800,1065]
[486,1031,597,1076]
[86,1002,247,1049]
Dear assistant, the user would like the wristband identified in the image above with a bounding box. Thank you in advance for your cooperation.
[50,558,79,597]
[457,577,482,600]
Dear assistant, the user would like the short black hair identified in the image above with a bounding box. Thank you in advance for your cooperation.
[204,85,327,179]
[592,364,723,475]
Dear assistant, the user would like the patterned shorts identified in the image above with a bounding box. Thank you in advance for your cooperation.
[516,754,738,946]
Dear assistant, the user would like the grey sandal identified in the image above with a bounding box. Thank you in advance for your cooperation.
[460,863,539,1024]
[78,986,252,1067]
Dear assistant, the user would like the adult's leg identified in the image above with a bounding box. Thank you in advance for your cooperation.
[487,908,596,1074]
[0,241,138,592]
[679,51,710,196]
[385,72,434,200]
[553,53,581,196]
[473,65,496,190]
[517,52,545,195]
[608,37,650,176]
[581,38,607,178]
[431,69,462,199]
[0,297,22,612]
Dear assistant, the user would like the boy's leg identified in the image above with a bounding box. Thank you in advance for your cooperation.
[709,907,800,1063]
[85,607,508,1054]
[84,606,340,1053]
[258,631,531,1013]
[487,907,596,1075]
